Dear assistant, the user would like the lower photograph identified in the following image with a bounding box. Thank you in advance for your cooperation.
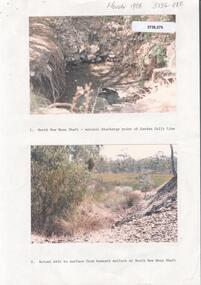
[31,144,177,243]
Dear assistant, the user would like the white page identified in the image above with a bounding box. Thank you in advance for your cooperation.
[0,0,200,284]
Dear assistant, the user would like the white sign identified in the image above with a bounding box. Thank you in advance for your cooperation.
[132,21,176,33]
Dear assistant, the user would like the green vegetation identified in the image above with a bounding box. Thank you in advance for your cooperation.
[31,146,98,234]
[151,45,167,67]
[92,172,172,190]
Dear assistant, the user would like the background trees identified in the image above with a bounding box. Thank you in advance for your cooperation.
[95,153,177,174]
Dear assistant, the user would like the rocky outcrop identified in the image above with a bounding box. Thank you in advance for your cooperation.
[30,16,176,112]
[143,175,177,216]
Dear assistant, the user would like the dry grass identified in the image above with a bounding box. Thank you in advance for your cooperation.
[101,190,141,211]
[66,189,142,236]
[42,173,172,237]
[49,183,142,236]
[68,196,115,235]
[30,18,66,106]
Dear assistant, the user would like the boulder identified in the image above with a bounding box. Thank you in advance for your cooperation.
[98,88,120,105]
[89,44,100,54]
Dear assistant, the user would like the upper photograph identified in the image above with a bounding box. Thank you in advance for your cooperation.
[30,15,176,114]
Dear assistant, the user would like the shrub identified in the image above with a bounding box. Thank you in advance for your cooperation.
[138,173,154,198]
[31,146,90,235]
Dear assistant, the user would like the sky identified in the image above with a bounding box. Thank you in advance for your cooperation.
[100,145,176,160]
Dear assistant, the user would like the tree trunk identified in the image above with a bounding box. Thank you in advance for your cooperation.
[170,144,177,177]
